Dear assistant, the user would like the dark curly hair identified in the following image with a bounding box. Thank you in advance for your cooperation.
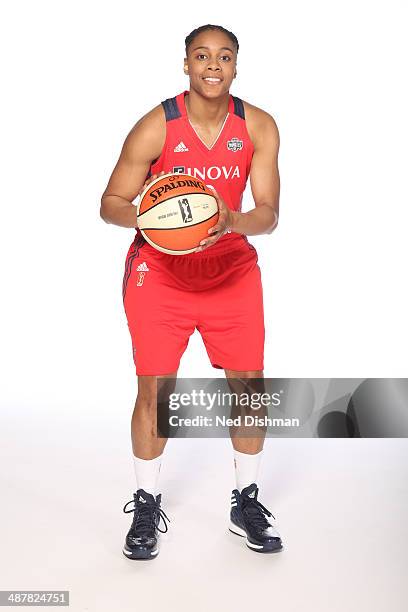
[185,24,239,55]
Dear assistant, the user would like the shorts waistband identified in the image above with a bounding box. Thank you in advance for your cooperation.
[133,232,256,259]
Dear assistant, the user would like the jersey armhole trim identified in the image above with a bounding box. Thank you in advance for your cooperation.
[232,95,245,119]
[238,99,256,164]
[161,97,182,121]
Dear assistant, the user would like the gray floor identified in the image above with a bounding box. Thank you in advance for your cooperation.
[1,404,407,611]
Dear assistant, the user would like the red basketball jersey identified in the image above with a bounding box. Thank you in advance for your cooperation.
[135,90,255,257]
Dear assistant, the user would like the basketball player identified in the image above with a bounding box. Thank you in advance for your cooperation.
[100,24,281,559]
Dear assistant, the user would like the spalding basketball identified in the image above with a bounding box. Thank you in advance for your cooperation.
[136,173,219,255]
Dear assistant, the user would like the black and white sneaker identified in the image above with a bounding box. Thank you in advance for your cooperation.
[229,483,283,553]
[122,489,170,560]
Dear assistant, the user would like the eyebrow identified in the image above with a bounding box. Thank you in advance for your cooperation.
[192,45,234,53]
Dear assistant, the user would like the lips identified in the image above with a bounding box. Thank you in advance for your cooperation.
[202,77,222,85]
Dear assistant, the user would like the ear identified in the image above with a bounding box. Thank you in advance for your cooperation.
[183,58,188,73]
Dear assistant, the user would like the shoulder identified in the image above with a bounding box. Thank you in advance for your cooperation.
[127,103,165,139]
[242,100,279,150]
[123,103,166,159]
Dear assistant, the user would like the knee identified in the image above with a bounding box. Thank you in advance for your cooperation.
[225,369,264,379]
[134,373,178,415]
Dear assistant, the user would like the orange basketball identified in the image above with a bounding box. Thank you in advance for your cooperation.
[136,173,219,255]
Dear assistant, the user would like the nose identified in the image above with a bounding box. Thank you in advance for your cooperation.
[207,60,221,71]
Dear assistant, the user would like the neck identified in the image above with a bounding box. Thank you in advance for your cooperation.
[185,89,230,127]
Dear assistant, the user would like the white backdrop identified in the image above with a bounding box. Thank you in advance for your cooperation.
[1,2,408,610]
[2,0,408,416]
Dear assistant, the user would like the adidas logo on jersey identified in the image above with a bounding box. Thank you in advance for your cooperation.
[174,141,189,152]
[137,262,149,272]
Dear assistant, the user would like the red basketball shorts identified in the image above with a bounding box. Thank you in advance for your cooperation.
[122,235,265,376]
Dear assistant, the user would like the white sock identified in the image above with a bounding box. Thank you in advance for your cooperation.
[233,449,263,491]
[133,454,163,496]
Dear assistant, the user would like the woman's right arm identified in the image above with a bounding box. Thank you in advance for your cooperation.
[100,104,166,228]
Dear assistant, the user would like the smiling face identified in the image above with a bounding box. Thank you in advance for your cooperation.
[184,29,237,99]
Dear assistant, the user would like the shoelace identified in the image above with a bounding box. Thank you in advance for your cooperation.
[241,493,276,531]
[123,499,170,535]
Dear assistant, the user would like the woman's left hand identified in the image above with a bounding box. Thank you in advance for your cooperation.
[195,186,235,252]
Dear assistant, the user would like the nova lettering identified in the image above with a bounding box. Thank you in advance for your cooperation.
[183,166,240,181]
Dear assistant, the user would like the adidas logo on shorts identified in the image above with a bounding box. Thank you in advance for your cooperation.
[173,141,189,153]
[137,262,149,272]
[136,262,149,287]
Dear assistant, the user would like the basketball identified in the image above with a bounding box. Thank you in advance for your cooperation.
[136,172,219,255]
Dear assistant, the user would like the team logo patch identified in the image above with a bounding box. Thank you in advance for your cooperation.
[227,137,243,152]
[173,166,185,174]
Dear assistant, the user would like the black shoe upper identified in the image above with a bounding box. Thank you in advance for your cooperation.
[231,483,282,547]
[123,489,170,551]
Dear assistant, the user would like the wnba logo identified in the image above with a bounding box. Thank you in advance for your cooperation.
[178,198,193,223]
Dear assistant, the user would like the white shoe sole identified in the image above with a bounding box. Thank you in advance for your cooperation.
[122,545,159,560]
[229,521,283,553]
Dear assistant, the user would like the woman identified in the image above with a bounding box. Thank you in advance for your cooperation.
[101,23,282,559]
